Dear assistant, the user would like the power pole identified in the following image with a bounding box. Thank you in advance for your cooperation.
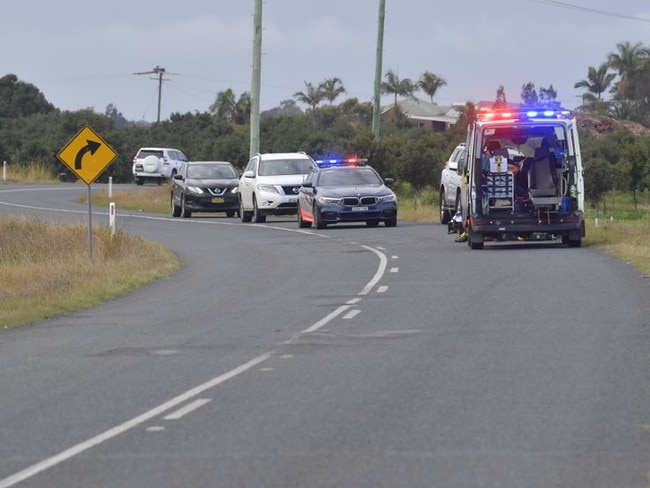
[133,66,175,123]
[372,0,386,140]
[250,0,262,157]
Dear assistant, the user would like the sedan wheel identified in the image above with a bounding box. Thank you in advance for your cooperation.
[314,206,326,229]
[297,207,311,228]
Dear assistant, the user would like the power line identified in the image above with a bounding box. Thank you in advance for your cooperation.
[528,0,650,23]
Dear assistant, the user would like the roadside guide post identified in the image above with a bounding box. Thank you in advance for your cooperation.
[56,125,118,259]
[109,202,116,236]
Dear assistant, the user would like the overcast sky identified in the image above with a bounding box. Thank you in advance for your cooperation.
[3,1,650,122]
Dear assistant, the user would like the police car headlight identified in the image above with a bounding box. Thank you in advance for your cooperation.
[317,196,339,204]
[186,185,204,194]
[378,193,396,203]
[230,186,239,194]
[257,184,279,194]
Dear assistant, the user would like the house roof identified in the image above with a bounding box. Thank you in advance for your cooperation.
[382,98,461,124]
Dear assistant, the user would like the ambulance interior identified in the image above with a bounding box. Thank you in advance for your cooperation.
[477,125,578,215]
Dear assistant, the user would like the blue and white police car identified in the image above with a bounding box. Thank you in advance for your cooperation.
[297,158,397,229]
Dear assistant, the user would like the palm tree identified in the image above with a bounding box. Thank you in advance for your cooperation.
[417,71,446,103]
[574,63,616,113]
[319,77,346,105]
[607,41,650,80]
[292,81,324,113]
[607,41,650,103]
[381,69,416,111]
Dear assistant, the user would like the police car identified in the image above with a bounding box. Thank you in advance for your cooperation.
[297,159,397,229]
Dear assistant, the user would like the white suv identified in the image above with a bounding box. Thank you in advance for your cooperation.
[439,143,465,224]
[132,147,189,185]
[238,152,317,223]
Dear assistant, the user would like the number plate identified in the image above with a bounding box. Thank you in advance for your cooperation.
[352,206,369,211]
[211,197,224,203]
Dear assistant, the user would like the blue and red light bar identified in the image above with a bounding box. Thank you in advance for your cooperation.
[315,158,368,168]
[476,106,572,122]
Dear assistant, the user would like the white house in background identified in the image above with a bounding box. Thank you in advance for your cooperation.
[381,98,462,131]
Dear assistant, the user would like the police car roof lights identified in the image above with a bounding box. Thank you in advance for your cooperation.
[315,158,368,168]
[476,106,572,122]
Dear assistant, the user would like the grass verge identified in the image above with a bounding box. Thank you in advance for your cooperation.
[0,216,179,329]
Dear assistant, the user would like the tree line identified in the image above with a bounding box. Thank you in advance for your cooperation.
[1,52,650,212]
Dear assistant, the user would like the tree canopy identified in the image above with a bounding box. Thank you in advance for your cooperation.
[2,50,650,211]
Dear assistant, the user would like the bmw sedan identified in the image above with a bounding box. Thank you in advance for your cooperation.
[297,161,397,228]
[171,161,240,218]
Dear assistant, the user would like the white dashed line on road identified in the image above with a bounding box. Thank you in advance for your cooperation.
[343,309,361,320]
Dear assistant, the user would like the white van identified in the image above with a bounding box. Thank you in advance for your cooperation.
[459,106,585,249]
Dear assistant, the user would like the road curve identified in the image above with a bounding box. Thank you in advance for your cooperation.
[0,184,649,488]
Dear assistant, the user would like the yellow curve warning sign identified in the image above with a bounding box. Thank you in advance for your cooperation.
[57,125,118,185]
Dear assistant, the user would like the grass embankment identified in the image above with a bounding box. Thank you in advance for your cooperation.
[0,216,179,329]
[1,164,648,329]
[0,165,178,329]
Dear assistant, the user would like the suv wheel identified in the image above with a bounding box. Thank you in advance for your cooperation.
[135,177,144,186]
[171,194,181,217]
[240,198,253,222]
[253,197,266,223]
[180,195,192,218]
[440,190,451,224]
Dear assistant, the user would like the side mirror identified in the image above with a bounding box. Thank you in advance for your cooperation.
[384,178,394,186]
[242,170,255,178]
[302,181,313,188]
[173,174,183,180]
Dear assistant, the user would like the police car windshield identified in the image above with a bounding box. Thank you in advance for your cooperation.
[318,168,382,186]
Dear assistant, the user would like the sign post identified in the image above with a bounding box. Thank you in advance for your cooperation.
[57,125,118,259]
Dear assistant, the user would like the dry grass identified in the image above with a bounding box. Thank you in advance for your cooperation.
[584,218,650,276]
[0,216,179,329]
[0,162,58,184]
[85,185,171,214]
[393,186,438,224]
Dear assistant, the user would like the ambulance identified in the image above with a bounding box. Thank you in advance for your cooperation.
[458,105,585,249]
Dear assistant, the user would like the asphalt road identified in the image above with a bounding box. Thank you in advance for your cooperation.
[0,184,649,488]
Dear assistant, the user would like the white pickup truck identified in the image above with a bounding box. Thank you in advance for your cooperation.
[439,143,465,224]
